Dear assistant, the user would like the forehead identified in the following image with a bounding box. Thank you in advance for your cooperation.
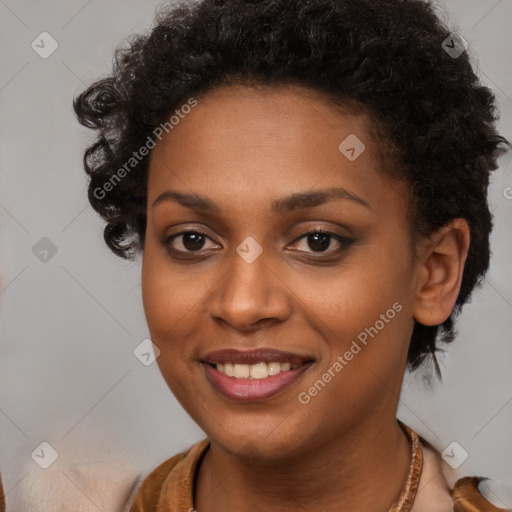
[153,84,373,156]
[147,83,406,220]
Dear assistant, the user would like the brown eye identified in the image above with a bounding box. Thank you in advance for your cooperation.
[292,230,353,254]
[164,230,219,254]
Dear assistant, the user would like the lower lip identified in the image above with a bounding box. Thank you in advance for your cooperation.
[202,362,313,402]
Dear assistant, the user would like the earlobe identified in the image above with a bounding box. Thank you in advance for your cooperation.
[413,219,470,327]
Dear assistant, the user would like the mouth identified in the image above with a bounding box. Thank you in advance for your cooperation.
[200,348,315,401]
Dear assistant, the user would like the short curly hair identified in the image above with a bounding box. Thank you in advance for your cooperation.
[74,0,506,375]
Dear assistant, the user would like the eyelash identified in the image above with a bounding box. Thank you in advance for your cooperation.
[161,228,354,260]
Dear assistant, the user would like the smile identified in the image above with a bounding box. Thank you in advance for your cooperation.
[214,361,301,379]
[201,348,314,401]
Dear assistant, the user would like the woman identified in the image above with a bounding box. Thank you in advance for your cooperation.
[74,0,510,510]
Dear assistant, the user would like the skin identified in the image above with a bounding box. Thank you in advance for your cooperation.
[141,84,470,511]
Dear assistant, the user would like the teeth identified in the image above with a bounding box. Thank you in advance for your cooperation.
[224,362,234,377]
[267,361,281,376]
[233,363,250,378]
[250,362,268,379]
[215,361,300,379]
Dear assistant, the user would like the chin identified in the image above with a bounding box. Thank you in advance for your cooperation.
[204,412,313,461]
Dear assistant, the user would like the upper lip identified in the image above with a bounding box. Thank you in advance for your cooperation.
[201,348,314,365]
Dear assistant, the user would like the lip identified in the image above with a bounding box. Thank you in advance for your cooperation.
[202,348,313,366]
[200,348,315,402]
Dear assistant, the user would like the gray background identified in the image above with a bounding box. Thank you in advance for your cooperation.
[0,0,511,510]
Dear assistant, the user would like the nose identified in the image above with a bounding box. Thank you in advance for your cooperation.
[207,246,292,332]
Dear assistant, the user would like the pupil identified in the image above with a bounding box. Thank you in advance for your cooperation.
[308,233,330,252]
[183,232,205,251]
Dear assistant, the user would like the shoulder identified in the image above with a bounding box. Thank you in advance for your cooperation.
[451,476,512,512]
[414,437,512,512]
[129,439,209,512]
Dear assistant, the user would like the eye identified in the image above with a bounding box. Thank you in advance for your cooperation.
[291,229,353,254]
[163,230,220,255]
[162,227,353,259]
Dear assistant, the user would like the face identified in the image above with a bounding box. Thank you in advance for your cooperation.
[142,84,420,459]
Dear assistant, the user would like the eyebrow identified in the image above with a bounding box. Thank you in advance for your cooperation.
[151,187,372,214]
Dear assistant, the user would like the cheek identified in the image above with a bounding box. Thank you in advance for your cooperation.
[298,257,408,331]
[294,248,413,385]
[141,247,202,398]
[141,243,191,343]
[141,240,216,361]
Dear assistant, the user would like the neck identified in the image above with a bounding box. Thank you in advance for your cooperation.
[194,416,412,512]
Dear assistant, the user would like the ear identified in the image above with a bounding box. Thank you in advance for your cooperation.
[413,218,470,326]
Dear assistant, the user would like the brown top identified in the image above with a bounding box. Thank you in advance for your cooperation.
[1,424,509,511]
[0,472,5,512]
[129,426,510,512]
